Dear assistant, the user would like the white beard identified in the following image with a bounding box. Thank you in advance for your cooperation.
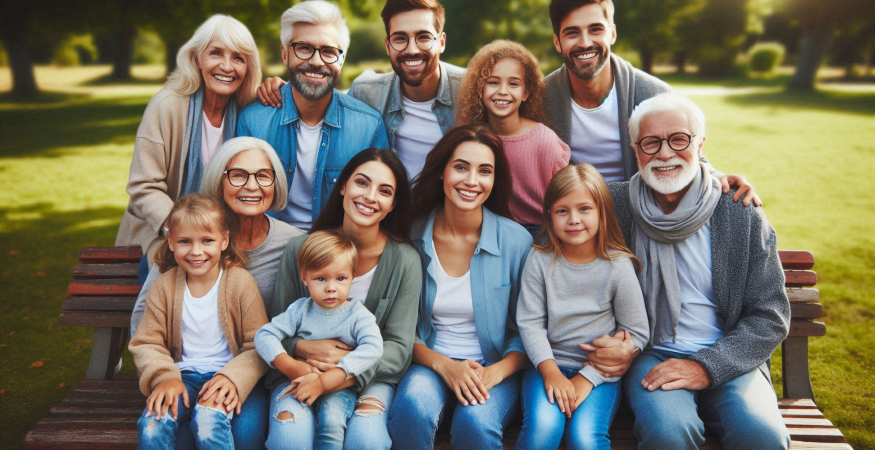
[639,156,699,195]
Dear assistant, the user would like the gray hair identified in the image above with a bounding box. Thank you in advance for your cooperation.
[629,92,706,144]
[280,0,351,54]
[201,137,289,212]
[165,15,262,107]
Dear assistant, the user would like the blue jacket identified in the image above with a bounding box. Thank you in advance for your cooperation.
[237,84,389,222]
[348,62,464,150]
[411,207,532,365]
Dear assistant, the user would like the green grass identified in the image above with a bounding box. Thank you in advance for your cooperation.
[1,65,874,449]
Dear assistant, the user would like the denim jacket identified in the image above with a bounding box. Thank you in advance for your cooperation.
[348,61,465,150]
[411,207,532,365]
[237,85,388,222]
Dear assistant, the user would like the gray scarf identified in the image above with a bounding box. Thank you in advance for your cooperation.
[180,86,238,196]
[629,165,721,347]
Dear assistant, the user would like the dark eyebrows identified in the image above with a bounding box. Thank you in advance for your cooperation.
[561,25,581,35]
[452,158,470,165]
[354,172,372,182]
[389,30,433,37]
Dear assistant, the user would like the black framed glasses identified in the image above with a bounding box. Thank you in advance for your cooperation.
[288,42,344,64]
[224,168,276,187]
[635,132,696,155]
[387,32,438,52]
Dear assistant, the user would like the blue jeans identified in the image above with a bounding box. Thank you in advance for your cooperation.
[624,349,790,450]
[388,363,521,450]
[266,381,359,450]
[231,377,269,450]
[515,367,621,450]
[345,382,396,450]
[137,371,234,450]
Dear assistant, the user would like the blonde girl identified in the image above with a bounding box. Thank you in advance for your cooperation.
[515,164,649,450]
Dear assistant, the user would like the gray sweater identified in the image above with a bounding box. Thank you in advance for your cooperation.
[517,249,649,387]
[609,182,790,387]
[255,298,383,379]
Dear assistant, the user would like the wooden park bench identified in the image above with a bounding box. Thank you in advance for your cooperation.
[24,247,851,449]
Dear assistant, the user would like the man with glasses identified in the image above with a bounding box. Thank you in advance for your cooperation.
[238,0,388,231]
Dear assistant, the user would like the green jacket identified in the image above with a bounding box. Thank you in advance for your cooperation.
[267,235,422,392]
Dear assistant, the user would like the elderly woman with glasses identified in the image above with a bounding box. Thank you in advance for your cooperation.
[130,137,304,450]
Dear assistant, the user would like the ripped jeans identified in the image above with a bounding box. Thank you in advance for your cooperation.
[137,371,234,450]
[266,380,395,450]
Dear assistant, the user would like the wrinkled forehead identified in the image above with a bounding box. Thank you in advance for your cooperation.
[639,110,692,137]
[289,22,341,48]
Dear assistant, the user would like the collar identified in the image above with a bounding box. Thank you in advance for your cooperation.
[412,206,502,257]
[280,83,342,128]
[388,61,453,113]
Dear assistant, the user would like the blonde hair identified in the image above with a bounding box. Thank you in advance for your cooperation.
[165,14,262,107]
[297,230,359,277]
[456,40,550,127]
[201,137,289,212]
[154,194,249,273]
[535,164,639,271]
[280,1,351,54]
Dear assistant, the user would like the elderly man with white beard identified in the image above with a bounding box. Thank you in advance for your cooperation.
[583,93,791,450]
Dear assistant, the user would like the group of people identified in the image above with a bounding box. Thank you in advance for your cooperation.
[115,0,792,449]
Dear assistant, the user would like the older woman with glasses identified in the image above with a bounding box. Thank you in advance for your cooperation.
[130,137,304,450]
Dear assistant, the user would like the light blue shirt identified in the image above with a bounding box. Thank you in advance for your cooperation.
[411,207,532,365]
[237,85,389,225]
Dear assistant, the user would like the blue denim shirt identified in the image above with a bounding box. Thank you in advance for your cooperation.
[348,61,464,150]
[237,84,388,222]
[411,207,532,365]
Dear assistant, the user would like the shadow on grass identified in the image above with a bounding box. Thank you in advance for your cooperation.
[0,91,91,105]
[725,89,875,116]
[84,74,167,86]
[659,73,794,88]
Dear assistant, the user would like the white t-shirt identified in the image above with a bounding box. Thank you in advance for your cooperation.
[569,82,625,182]
[349,264,378,306]
[283,120,323,231]
[431,243,484,363]
[176,269,234,374]
[201,112,225,170]
[394,96,444,181]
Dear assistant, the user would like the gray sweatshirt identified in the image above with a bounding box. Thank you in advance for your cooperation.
[517,249,649,386]
[255,298,383,379]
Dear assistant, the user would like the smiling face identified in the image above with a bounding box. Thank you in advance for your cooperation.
[636,110,702,195]
[167,222,229,284]
[302,258,353,310]
[199,39,248,98]
[222,149,276,217]
[482,58,529,121]
[550,183,599,258]
[386,9,444,88]
[340,160,397,230]
[441,141,495,213]
[283,23,343,102]
[553,4,616,81]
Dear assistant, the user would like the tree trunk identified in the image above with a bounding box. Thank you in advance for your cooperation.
[789,26,834,91]
[639,48,655,74]
[165,39,182,75]
[674,51,688,75]
[111,0,134,80]
[1,4,38,99]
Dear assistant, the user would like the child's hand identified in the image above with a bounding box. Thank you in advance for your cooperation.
[437,359,488,406]
[293,372,324,405]
[198,374,241,414]
[541,367,576,418]
[147,378,188,421]
[569,374,594,410]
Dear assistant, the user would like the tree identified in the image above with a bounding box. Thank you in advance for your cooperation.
[0,2,38,99]
[614,0,706,74]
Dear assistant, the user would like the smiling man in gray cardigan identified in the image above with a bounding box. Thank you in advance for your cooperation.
[587,93,791,450]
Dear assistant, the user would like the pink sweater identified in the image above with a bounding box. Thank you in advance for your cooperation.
[500,123,570,226]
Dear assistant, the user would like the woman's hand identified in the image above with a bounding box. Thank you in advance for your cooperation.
[468,360,504,393]
[295,339,352,371]
[436,359,489,406]
[569,375,594,410]
[147,378,188,420]
[292,373,324,406]
[539,362,576,418]
[198,374,240,414]
[256,76,287,108]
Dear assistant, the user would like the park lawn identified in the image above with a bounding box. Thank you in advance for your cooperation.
[1,65,873,449]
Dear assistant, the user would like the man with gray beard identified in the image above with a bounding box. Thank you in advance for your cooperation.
[238,0,387,231]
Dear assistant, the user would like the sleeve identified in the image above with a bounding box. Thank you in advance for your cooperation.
[128,280,181,396]
[338,307,384,377]
[126,104,177,235]
[271,238,309,357]
[688,208,790,387]
[515,250,554,368]
[236,109,251,137]
[370,116,389,150]
[255,302,303,369]
[552,135,572,174]
[611,258,650,352]
[130,264,161,338]
[354,251,423,388]
[579,364,618,387]
[501,235,534,357]
[217,271,270,403]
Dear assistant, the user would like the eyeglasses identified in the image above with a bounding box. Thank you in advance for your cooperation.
[387,32,439,52]
[635,132,696,155]
[288,42,344,64]
[224,168,276,187]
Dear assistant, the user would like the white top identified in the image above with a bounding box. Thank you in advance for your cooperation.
[569,81,625,182]
[430,243,484,363]
[653,222,725,354]
[349,264,378,305]
[201,112,225,170]
[176,269,234,373]
[394,96,444,181]
[283,120,323,231]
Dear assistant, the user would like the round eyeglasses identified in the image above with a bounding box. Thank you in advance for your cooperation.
[289,42,344,64]
[635,132,696,155]
[387,32,438,52]
[224,168,276,187]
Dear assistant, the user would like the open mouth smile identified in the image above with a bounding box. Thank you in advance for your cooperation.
[456,188,481,201]
[354,201,376,216]
[238,197,262,204]
[213,74,235,83]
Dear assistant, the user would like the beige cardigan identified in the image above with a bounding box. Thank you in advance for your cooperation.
[129,266,269,403]
[116,88,190,252]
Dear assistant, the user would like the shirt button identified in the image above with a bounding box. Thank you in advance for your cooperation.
[321,143,326,147]
[440,121,445,126]
[332,178,337,182]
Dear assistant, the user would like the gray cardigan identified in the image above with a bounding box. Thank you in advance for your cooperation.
[544,54,672,180]
[608,182,790,387]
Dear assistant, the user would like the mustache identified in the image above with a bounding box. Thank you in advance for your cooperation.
[570,45,601,57]
[294,63,333,78]
[397,52,431,62]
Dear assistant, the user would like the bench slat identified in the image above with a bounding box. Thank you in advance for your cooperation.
[787,428,848,443]
[779,251,815,270]
[62,296,137,312]
[68,279,141,296]
[789,320,827,337]
[59,312,131,328]
[791,303,824,319]
[788,288,819,303]
[79,246,143,264]
[25,428,137,449]
[785,270,818,287]
[789,443,854,449]
[72,264,140,279]
[784,418,836,428]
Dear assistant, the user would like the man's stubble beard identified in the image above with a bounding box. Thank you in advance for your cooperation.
[289,62,338,102]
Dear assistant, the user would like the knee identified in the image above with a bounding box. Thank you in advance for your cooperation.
[724,422,790,450]
[566,428,609,450]
[635,414,704,450]
[451,409,502,448]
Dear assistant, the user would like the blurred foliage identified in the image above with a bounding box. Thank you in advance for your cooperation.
[347,19,388,62]
[51,34,99,67]
[132,29,166,65]
[0,42,7,67]
[749,41,786,73]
